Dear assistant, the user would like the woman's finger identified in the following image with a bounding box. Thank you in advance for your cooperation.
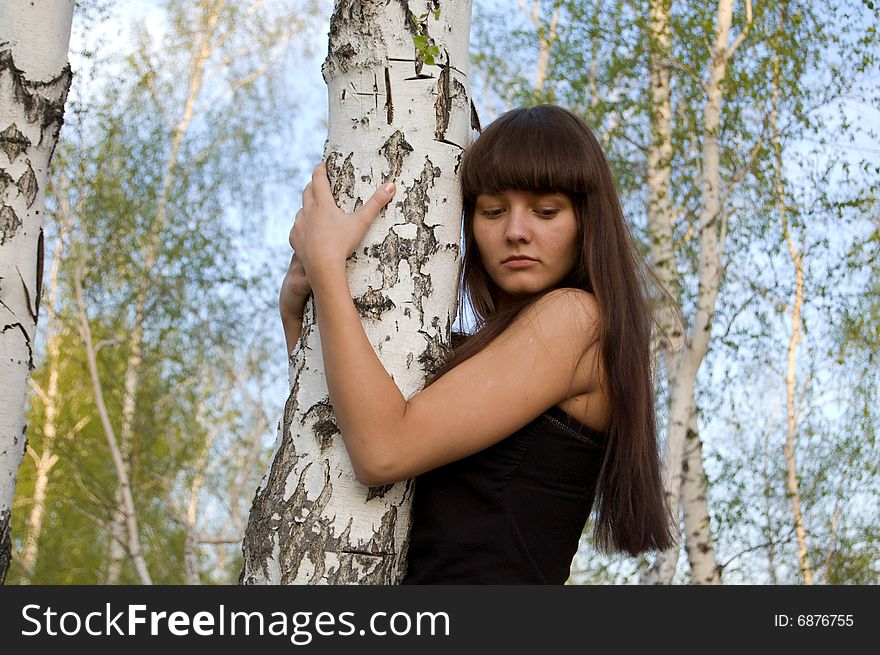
[289,210,302,249]
[310,162,335,207]
[302,182,314,210]
[355,181,396,224]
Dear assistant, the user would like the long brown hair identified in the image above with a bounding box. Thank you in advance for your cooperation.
[431,105,673,555]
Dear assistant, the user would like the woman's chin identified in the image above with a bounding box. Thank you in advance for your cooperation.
[498,283,550,299]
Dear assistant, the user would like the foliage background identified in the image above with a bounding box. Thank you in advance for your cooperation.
[7,0,878,584]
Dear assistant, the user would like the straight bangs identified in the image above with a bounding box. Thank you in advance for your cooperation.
[459,105,601,203]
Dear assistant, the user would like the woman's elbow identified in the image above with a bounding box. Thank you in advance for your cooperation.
[353,465,402,487]
[351,452,407,487]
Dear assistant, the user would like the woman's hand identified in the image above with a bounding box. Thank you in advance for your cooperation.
[279,252,311,322]
[288,163,396,283]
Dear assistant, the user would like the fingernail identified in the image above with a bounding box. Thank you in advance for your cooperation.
[384,182,395,194]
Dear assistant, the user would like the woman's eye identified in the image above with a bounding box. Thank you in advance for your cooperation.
[480,208,504,217]
[536,208,559,218]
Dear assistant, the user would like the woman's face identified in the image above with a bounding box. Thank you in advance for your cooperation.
[472,190,579,310]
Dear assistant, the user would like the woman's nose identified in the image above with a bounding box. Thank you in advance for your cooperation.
[504,207,531,242]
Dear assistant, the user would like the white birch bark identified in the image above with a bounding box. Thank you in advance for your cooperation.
[642,0,685,584]
[241,0,473,585]
[681,402,720,583]
[644,0,750,585]
[642,0,720,585]
[644,0,680,361]
[0,0,74,583]
[773,51,813,585]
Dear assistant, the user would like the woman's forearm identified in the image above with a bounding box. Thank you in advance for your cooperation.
[311,268,407,481]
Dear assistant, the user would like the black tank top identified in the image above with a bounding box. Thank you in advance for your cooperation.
[402,405,606,584]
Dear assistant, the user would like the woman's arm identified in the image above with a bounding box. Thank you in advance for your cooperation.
[279,251,312,356]
[293,165,605,486]
[278,234,312,358]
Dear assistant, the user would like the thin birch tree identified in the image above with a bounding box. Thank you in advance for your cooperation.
[644,0,752,584]
[0,0,74,584]
[771,29,813,584]
[241,0,474,585]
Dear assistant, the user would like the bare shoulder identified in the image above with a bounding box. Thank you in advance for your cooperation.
[376,289,605,484]
[507,288,601,344]
[536,287,599,317]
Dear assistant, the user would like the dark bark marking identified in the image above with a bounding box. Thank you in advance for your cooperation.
[392,0,421,39]
[384,67,393,124]
[2,322,34,369]
[17,266,36,323]
[240,390,305,584]
[325,0,386,77]
[435,65,470,147]
[273,455,411,584]
[0,204,21,245]
[378,130,413,183]
[303,399,340,452]
[0,124,29,162]
[434,55,451,141]
[389,57,467,76]
[453,150,464,174]
[17,159,37,208]
[0,50,72,155]
[366,484,395,501]
[0,508,12,585]
[470,99,482,133]
[418,316,450,378]
[367,157,442,323]
[353,287,396,320]
[325,151,356,204]
[0,169,13,196]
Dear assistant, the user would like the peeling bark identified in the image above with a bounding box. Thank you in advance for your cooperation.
[0,0,74,584]
[241,0,473,585]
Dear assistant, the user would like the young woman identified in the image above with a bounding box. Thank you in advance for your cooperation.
[280,105,673,584]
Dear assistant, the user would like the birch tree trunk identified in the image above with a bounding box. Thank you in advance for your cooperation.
[241,0,473,585]
[681,402,720,583]
[643,3,720,584]
[0,0,73,584]
[772,45,813,585]
[644,0,750,585]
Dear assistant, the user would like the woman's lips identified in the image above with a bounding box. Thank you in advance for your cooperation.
[502,257,538,268]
